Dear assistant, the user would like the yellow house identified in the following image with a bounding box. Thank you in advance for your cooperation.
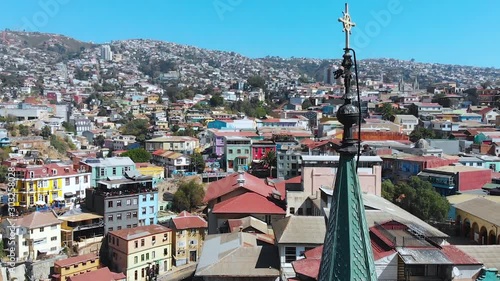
[108,225,173,281]
[136,163,165,184]
[169,211,207,266]
[454,197,500,245]
[53,253,100,281]
[11,163,91,210]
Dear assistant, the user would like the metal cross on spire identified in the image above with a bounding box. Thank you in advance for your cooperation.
[338,3,356,50]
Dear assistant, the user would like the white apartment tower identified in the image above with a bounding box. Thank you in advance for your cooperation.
[100,45,113,61]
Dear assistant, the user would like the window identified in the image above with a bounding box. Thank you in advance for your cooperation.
[149,218,154,225]
[75,177,79,184]
[298,208,303,215]
[152,236,156,244]
[135,241,138,248]
[134,256,138,264]
[228,149,233,154]
[289,207,295,214]
[163,234,168,241]
[141,239,145,246]
[50,247,57,251]
[285,247,297,263]
[133,223,137,227]
[127,225,131,228]
[164,248,168,256]
[108,201,113,208]
[112,168,116,175]
[126,212,131,219]
[100,168,105,177]
[117,226,122,230]
[108,227,113,232]
[245,149,249,154]
[146,253,149,260]
[108,215,113,222]
[51,236,57,241]
[116,200,121,207]
[152,251,155,259]
[133,198,137,205]
[149,206,154,214]
[142,207,146,215]
[142,196,147,202]
[237,149,241,154]
[65,178,70,186]
[132,211,137,218]
[84,175,88,183]
[134,270,138,280]
[40,227,44,232]
[150,194,154,201]
[141,268,145,278]
[117,214,122,220]
[127,199,131,205]
[141,254,145,261]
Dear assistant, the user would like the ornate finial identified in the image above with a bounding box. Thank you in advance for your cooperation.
[336,3,358,147]
[338,3,356,50]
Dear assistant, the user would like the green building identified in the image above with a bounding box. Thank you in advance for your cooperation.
[224,136,252,173]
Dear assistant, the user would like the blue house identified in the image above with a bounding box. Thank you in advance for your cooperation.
[459,113,482,122]
[80,157,137,187]
[138,192,159,225]
[207,120,229,130]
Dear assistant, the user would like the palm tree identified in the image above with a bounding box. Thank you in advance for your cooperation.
[261,150,277,178]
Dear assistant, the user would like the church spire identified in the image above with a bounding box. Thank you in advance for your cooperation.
[318,3,377,281]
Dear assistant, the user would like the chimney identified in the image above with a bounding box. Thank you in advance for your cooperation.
[237,172,245,186]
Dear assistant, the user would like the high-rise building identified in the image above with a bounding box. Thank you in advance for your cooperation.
[100,45,113,61]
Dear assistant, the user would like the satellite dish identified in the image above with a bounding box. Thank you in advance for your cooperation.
[452,267,461,277]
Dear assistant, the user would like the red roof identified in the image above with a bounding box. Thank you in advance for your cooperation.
[479,107,494,115]
[54,253,98,267]
[13,163,85,179]
[212,192,286,215]
[441,245,481,265]
[304,246,323,259]
[171,211,207,230]
[203,172,277,203]
[69,267,126,281]
[292,258,320,279]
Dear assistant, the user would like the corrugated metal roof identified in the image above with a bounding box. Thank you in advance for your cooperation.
[195,232,279,277]
[455,245,500,270]
[272,216,326,244]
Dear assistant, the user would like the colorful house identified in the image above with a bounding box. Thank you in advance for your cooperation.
[52,253,100,281]
[168,211,208,266]
[252,140,276,161]
[224,136,252,172]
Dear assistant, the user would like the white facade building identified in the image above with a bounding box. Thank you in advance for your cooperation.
[1,212,62,261]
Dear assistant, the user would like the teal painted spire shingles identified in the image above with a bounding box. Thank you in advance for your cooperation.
[318,152,377,281]
[319,3,376,280]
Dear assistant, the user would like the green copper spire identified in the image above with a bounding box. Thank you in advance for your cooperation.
[318,3,377,281]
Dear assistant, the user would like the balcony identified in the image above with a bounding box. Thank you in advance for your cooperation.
[72,221,104,231]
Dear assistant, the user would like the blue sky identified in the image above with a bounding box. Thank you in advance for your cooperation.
[1,0,499,67]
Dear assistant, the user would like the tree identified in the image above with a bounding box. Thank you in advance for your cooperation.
[247,75,266,90]
[97,107,108,116]
[0,165,8,183]
[172,179,205,211]
[121,148,152,163]
[302,99,313,110]
[18,124,29,136]
[409,127,436,142]
[190,152,206,174]
[121,119,150,143]
[41,126,52,139]
[255,107,267,118]
[62,121,76,134]
[381,177,450,222]
[209,94,224,107]
[261,150,277,176]
[94,135,105,147]
[171,124,180,133]
[379,103,397,120]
